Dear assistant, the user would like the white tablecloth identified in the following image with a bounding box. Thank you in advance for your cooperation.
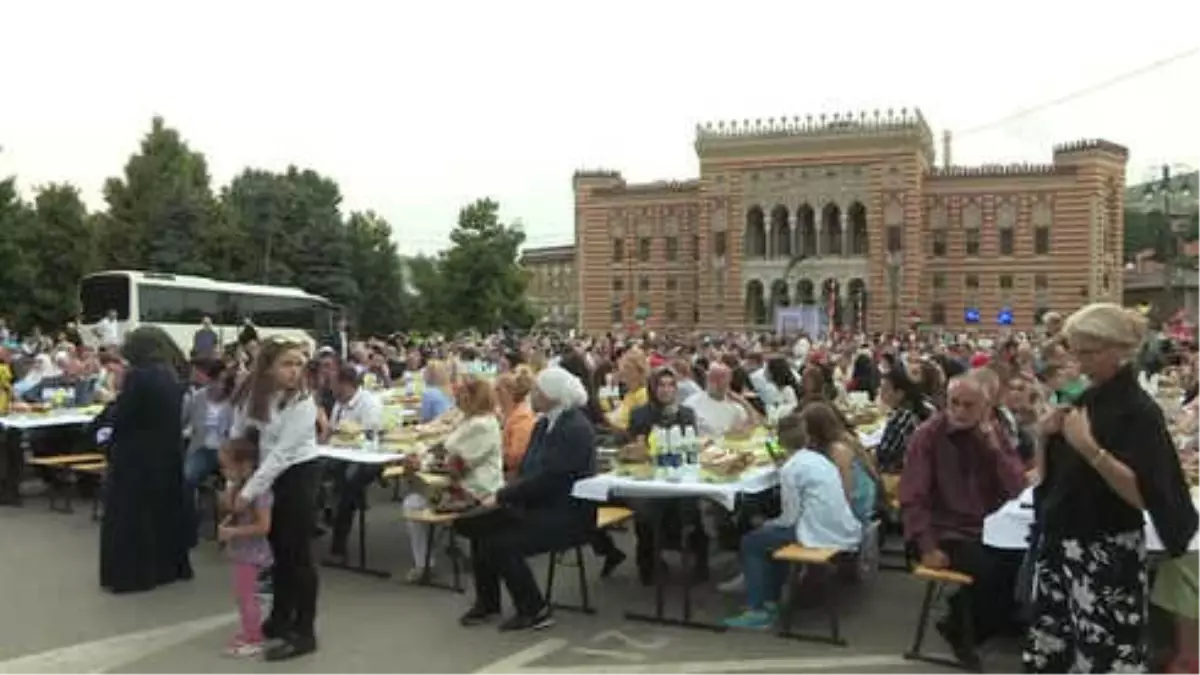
[982,486,1200,552]
[858,427,884,448]
[317,446,408,464]
[571,465,778,511]
[0,411,98,430]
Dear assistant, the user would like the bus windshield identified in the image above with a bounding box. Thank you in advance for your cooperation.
[80,275,132,323]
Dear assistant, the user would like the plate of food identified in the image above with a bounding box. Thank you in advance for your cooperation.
[699,447,753,482]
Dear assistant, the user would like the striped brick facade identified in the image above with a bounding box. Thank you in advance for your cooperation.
[520,244,577,326]
[570,111,1127,335]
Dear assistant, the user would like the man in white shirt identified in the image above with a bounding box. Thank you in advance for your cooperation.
[326,365,385,563]
[683,363,759,437]
[94,310,122,350]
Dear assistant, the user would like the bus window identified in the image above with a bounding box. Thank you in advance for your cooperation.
[178,290,222,324]
[139,285,184,322]
[80,275,131,322]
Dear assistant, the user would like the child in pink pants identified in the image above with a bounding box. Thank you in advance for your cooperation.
[217,440,274,658]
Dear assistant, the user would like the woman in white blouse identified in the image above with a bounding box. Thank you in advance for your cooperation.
[402,377,503,582]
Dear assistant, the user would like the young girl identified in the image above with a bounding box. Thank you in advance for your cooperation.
[217,438,274,658]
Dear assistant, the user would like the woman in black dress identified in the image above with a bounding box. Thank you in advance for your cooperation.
[100,326,193,593]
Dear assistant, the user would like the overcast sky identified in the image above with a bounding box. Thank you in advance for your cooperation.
[2,0,1197,256]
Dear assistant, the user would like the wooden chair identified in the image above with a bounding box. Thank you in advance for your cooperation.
[402,508,465,592]
[903,565,980,672]
[544,506,634,615]
[27,453,105,513]
[72,461,107,521]
[771,545,848,646]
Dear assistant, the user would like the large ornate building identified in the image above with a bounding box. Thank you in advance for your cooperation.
[570,108,1127,334]
[520,244,577,327]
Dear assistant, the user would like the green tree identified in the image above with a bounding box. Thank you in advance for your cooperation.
[280,168,359,309]
[346,211,407,335]
[31,183,94,322]
[406,254,447,331]
[437,198,534,332]
[221,168,290,284]
[0,177,41,330]
[98,116,217,272]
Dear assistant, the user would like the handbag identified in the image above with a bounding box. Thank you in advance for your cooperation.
[1014,529,1040,622]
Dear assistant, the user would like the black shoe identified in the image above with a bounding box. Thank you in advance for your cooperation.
[600,550,627,578]
[261,620,286,641]
[936,619,982,671]
[263,634,317,662]
[498,606,555,632]
[459,605,500,627]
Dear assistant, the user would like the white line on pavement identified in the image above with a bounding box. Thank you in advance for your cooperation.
[0,612,236,674]
[470,634,916,672]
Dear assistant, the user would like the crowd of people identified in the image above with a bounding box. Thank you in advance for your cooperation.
[1,303,1198,671]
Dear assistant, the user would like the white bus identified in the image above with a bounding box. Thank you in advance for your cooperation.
[79,270,338,354]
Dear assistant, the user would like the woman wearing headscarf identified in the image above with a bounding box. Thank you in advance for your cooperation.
[455,366,597,632]
[99,326,194,594]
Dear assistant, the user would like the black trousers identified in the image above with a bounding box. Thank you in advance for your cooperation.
[912,538,1017,647]
[0,430,22,504]
[329,462,382,556]
[456,506,591,617]
[265,460,321,640]
[633,500,709,573]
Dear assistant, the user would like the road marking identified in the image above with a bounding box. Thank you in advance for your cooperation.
[568,647,648,663]
[567,629,671,664]
[0,612,236,674]
[588,629,668,651]
[472,638,912,667]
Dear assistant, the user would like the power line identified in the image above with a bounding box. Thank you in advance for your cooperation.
[959,46,1200,137]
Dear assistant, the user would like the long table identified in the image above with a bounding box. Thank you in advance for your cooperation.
[983,485,1200,552]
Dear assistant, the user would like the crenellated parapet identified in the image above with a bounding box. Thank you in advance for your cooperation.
[573,168,622,180]
[1052,139,1130,159]
[928,163,1076,179]
[592,179,701,197]
[695,107,930,140]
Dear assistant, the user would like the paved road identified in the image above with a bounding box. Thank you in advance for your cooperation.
[0,487,1023,673]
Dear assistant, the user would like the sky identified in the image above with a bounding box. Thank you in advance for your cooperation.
[1,0,1198,256]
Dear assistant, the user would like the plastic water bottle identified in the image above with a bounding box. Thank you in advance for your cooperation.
[682,427,699,466]
[651,427,668,479]
[666,426,684,480]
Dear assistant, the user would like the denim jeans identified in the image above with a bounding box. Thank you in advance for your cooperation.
[183,447,220,547]
[741,524,796,609]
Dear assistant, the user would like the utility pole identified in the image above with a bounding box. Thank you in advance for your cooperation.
[1143,164,1193,320]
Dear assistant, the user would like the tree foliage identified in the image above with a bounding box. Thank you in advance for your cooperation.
[0,117,534,336]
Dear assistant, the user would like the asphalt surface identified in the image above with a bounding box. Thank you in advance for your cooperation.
[0,484,1024,673]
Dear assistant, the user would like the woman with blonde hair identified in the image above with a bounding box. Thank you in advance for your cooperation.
[419,360,455,423]
[1024,303,1198,673]
[402,376,503,582]
[455,366,596,631]
[609,348,650,431]
[496,367,537,480]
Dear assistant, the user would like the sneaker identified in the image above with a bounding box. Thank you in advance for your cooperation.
[717,573,745,593]
[405,568,428,583]
[498,606,555,632]
[224,641,264,658]
[722,607,776,630]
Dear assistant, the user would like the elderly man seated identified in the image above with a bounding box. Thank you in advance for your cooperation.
[899,371,1027,666]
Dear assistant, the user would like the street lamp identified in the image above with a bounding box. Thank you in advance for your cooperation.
[886,251,901,335]
[1142,164,1194,317]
